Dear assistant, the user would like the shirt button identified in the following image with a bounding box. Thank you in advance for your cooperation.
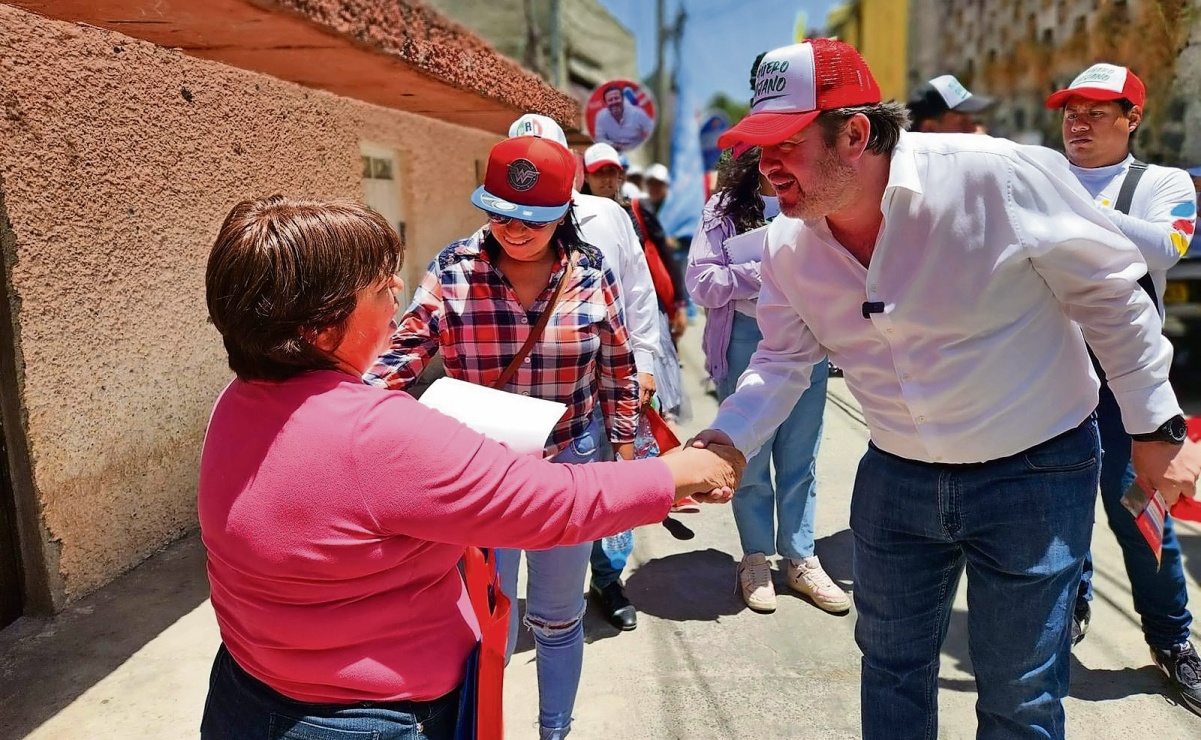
[524,357,531,363]
[902,373,911,380]
[870,283,878,292]
[521,391,530,396]
[917,415,926,423]
[521,317,529,324]
[886,328,894,335]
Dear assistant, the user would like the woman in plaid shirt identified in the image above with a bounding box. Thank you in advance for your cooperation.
[367,136,638,740]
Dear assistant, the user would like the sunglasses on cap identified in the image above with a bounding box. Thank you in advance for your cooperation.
[486,212,558,230]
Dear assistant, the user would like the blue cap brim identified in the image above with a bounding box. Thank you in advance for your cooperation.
[471,186,570,223]
[1187,166,1201,178]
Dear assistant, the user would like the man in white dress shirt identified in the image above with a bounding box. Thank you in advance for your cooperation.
[695,39,1201,739]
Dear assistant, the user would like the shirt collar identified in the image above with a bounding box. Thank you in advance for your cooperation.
[886,132,924,196]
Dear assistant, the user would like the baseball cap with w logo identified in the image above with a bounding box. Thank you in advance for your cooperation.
[471,136,576,222]
[717,38,882,149]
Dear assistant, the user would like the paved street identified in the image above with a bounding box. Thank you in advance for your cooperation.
[2,325,1200,739]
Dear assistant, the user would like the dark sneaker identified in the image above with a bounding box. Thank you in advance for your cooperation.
[1071,602,1090,647]
[591,581,637,631]
[1151,642,1201,715]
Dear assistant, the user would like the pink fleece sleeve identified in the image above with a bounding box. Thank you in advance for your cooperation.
[351,391,674,548]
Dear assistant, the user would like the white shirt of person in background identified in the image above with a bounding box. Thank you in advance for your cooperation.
[594,88,654,151]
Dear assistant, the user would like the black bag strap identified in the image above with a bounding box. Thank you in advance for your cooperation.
[1113,159,1147,215]
[1113,160,1161,316]
[492,256,574,391]
[1088,159,1158,382]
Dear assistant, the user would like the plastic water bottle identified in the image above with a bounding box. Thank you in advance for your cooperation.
[600,530,634,572]
[633,404,661,460]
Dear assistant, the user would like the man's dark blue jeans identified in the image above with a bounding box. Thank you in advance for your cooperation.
[851,418,1099,740]
[1076,383,1192,650]
[200,643,461,739]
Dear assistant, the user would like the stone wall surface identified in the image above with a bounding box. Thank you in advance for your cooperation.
[0,4,497,603]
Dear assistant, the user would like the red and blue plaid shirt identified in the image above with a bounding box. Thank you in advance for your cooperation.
[366,229,639,458]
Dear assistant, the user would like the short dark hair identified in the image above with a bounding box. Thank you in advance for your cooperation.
[814,101,910,156]
[205,195,404,381]
[603,86,623,101]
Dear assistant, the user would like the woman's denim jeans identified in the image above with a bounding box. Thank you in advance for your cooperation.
[717,311,827,560]
[497,416,602,740]
[200,643,460,739]
[850,418,1099,740]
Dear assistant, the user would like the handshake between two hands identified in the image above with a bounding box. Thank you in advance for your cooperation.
[660,429,746,506]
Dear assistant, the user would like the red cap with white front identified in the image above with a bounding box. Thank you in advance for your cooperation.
[1045,64,1146,109]
[717,38,882,149]
[583,143,623,172]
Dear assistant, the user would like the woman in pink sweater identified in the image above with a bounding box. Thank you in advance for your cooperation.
[197,196,742,739]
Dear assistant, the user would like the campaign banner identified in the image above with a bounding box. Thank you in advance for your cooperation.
[699,111,731,172]
[585,80,657,152]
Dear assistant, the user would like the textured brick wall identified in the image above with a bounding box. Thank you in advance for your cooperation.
[0,4,499,604]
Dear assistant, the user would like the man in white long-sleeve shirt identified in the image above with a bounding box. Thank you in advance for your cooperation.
[695,39,1201,739]
[509,114,660,631]
[1048,64,1200,714]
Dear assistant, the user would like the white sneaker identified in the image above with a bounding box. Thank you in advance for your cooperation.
[787,556,851,613]
[737,553,777,613]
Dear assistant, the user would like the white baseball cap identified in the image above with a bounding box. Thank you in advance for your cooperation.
[583,143,623,173]
[645,163,670,183]
[626,164,644,177]
[508,113,569,150]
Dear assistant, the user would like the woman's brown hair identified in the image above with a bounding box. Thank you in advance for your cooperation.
[206,195,404,381]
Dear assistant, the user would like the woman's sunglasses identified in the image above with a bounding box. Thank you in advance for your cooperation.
[486,212,557,230]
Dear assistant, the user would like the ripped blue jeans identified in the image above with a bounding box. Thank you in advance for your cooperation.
[497,416,601,740]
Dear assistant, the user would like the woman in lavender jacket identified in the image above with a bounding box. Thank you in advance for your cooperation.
[686,146,847,615]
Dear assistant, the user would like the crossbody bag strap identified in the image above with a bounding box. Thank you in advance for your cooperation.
[1113,160,1161,316]
[629,198,649,240]
[1114,159,1148,215]
[491,254,575,390]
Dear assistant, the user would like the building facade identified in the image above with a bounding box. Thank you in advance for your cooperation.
[0,0,578,627]
[906,0,1201,163]
[826,0,911,102]
[424,0,638,105]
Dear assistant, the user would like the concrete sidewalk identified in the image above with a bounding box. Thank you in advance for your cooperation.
[3,326,1201,739]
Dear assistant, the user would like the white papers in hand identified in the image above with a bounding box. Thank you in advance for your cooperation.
[723,225,769,264]
[418,377,566,457]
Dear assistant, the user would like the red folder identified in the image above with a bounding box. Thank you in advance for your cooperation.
[643,406,681,453]
[1175,417,1201,522]
[461,547,510,740]
[1119,416,1201,566]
